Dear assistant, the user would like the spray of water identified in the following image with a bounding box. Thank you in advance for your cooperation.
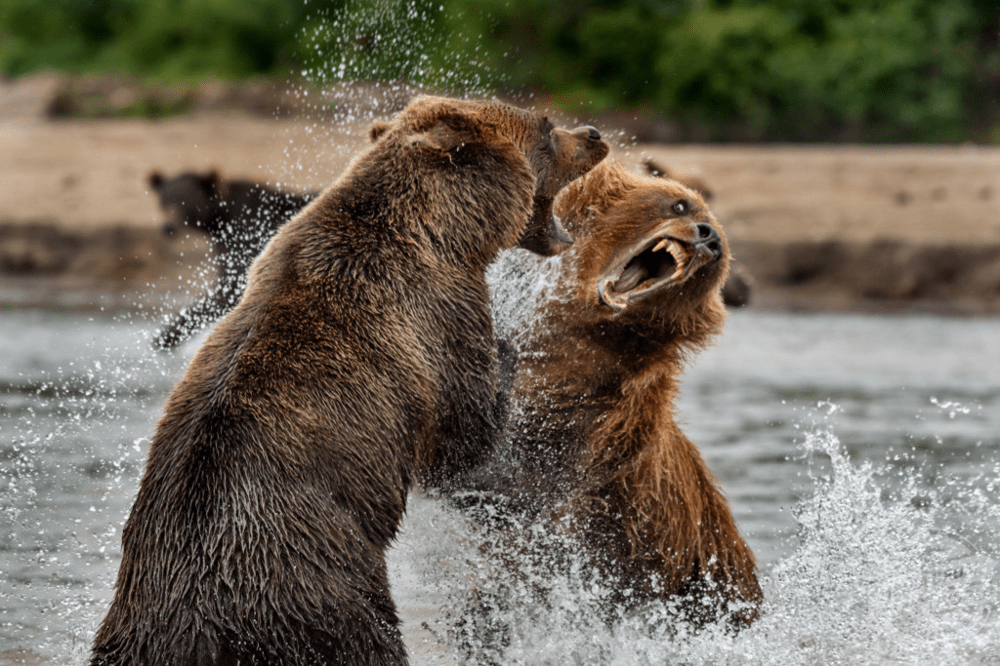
[0,313,191,661]
[405,402,1000,666]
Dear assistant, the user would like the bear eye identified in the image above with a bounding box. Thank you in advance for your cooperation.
[672,200,689,215]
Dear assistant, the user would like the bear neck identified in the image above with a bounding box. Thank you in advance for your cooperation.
[570,331,760,615]
[510,301,689,484]
[536,298,708,381]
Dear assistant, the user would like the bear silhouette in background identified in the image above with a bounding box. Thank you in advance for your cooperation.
[91,96,608,666]
[463,159,761,640]
[147,170,315,350]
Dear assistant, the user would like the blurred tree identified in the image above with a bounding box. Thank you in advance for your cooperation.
[1,0,997,142]
[654,0,975,141]
[0,0,311,79]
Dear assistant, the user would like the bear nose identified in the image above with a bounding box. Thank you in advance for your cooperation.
[583,126,601,141]
[695,223,722,260]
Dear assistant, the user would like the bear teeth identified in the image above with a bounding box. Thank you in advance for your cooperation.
[652,237,671,253]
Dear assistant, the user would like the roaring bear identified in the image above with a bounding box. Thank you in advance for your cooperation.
[643,157,754,307]
[467,159,761,631]
[90,96,608,665]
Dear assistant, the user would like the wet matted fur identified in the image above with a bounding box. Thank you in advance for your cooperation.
[89,96,607,666]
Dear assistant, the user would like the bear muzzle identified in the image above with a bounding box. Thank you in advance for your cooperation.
[596,221,726,313]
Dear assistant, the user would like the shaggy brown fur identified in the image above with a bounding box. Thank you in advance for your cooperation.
[368,116,603,257]
[149,114,604,351]
[90,96,608,666]
[470,159,761,629]
[148,170,315,350]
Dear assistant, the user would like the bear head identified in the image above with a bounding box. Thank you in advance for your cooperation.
[554,160,730,342]
[148,170,227,238]
[369,96,609,257]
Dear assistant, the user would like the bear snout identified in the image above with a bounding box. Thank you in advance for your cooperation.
[694,223,723,260]
[564,125,602,142]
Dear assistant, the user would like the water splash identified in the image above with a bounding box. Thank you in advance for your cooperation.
[282,0,501,168]
[407,413,1000,665]
[387,256,1000,664]
[487,248,568,348]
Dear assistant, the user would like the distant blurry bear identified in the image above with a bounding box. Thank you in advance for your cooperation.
[147,170,315,350]
[466,160,761,632]
[90,96,608,666]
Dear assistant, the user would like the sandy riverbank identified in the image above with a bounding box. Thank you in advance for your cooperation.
[2,75,999,315]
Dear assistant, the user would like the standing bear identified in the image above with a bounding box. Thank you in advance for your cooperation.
[465,159,761,633]
[90,96,608,666]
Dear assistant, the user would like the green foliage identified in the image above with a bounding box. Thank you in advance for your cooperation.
[651,0,976,140]
[1,0,997,141]
[0,0,134,74]
[443,0,988,141]
[0,0,310,80]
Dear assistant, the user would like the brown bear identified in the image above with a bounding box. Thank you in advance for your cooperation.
[90,96,608,666]
[147,170,316,350]
[464,159,762,633]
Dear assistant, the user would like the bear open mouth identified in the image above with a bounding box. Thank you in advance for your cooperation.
[610,237,683,293]
[598,236,697,313]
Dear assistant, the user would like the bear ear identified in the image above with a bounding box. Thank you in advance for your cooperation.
[368,121,390,143]
[148,171,164,190]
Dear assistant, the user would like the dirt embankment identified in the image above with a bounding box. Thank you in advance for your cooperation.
[2,74,1000,315]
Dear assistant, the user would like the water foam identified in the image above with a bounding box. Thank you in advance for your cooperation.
[408,415,1000,665]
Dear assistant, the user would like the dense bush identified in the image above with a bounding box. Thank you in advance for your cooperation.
[446,0,998,142]
[1,0,997,142]
[0,0,310,79]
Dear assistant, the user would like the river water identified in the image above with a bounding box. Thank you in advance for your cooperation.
[2,264,999,664]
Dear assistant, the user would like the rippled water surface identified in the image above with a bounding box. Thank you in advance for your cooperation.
[2,297,999,664]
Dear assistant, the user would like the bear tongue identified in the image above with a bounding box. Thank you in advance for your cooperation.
[614,261,647,293]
